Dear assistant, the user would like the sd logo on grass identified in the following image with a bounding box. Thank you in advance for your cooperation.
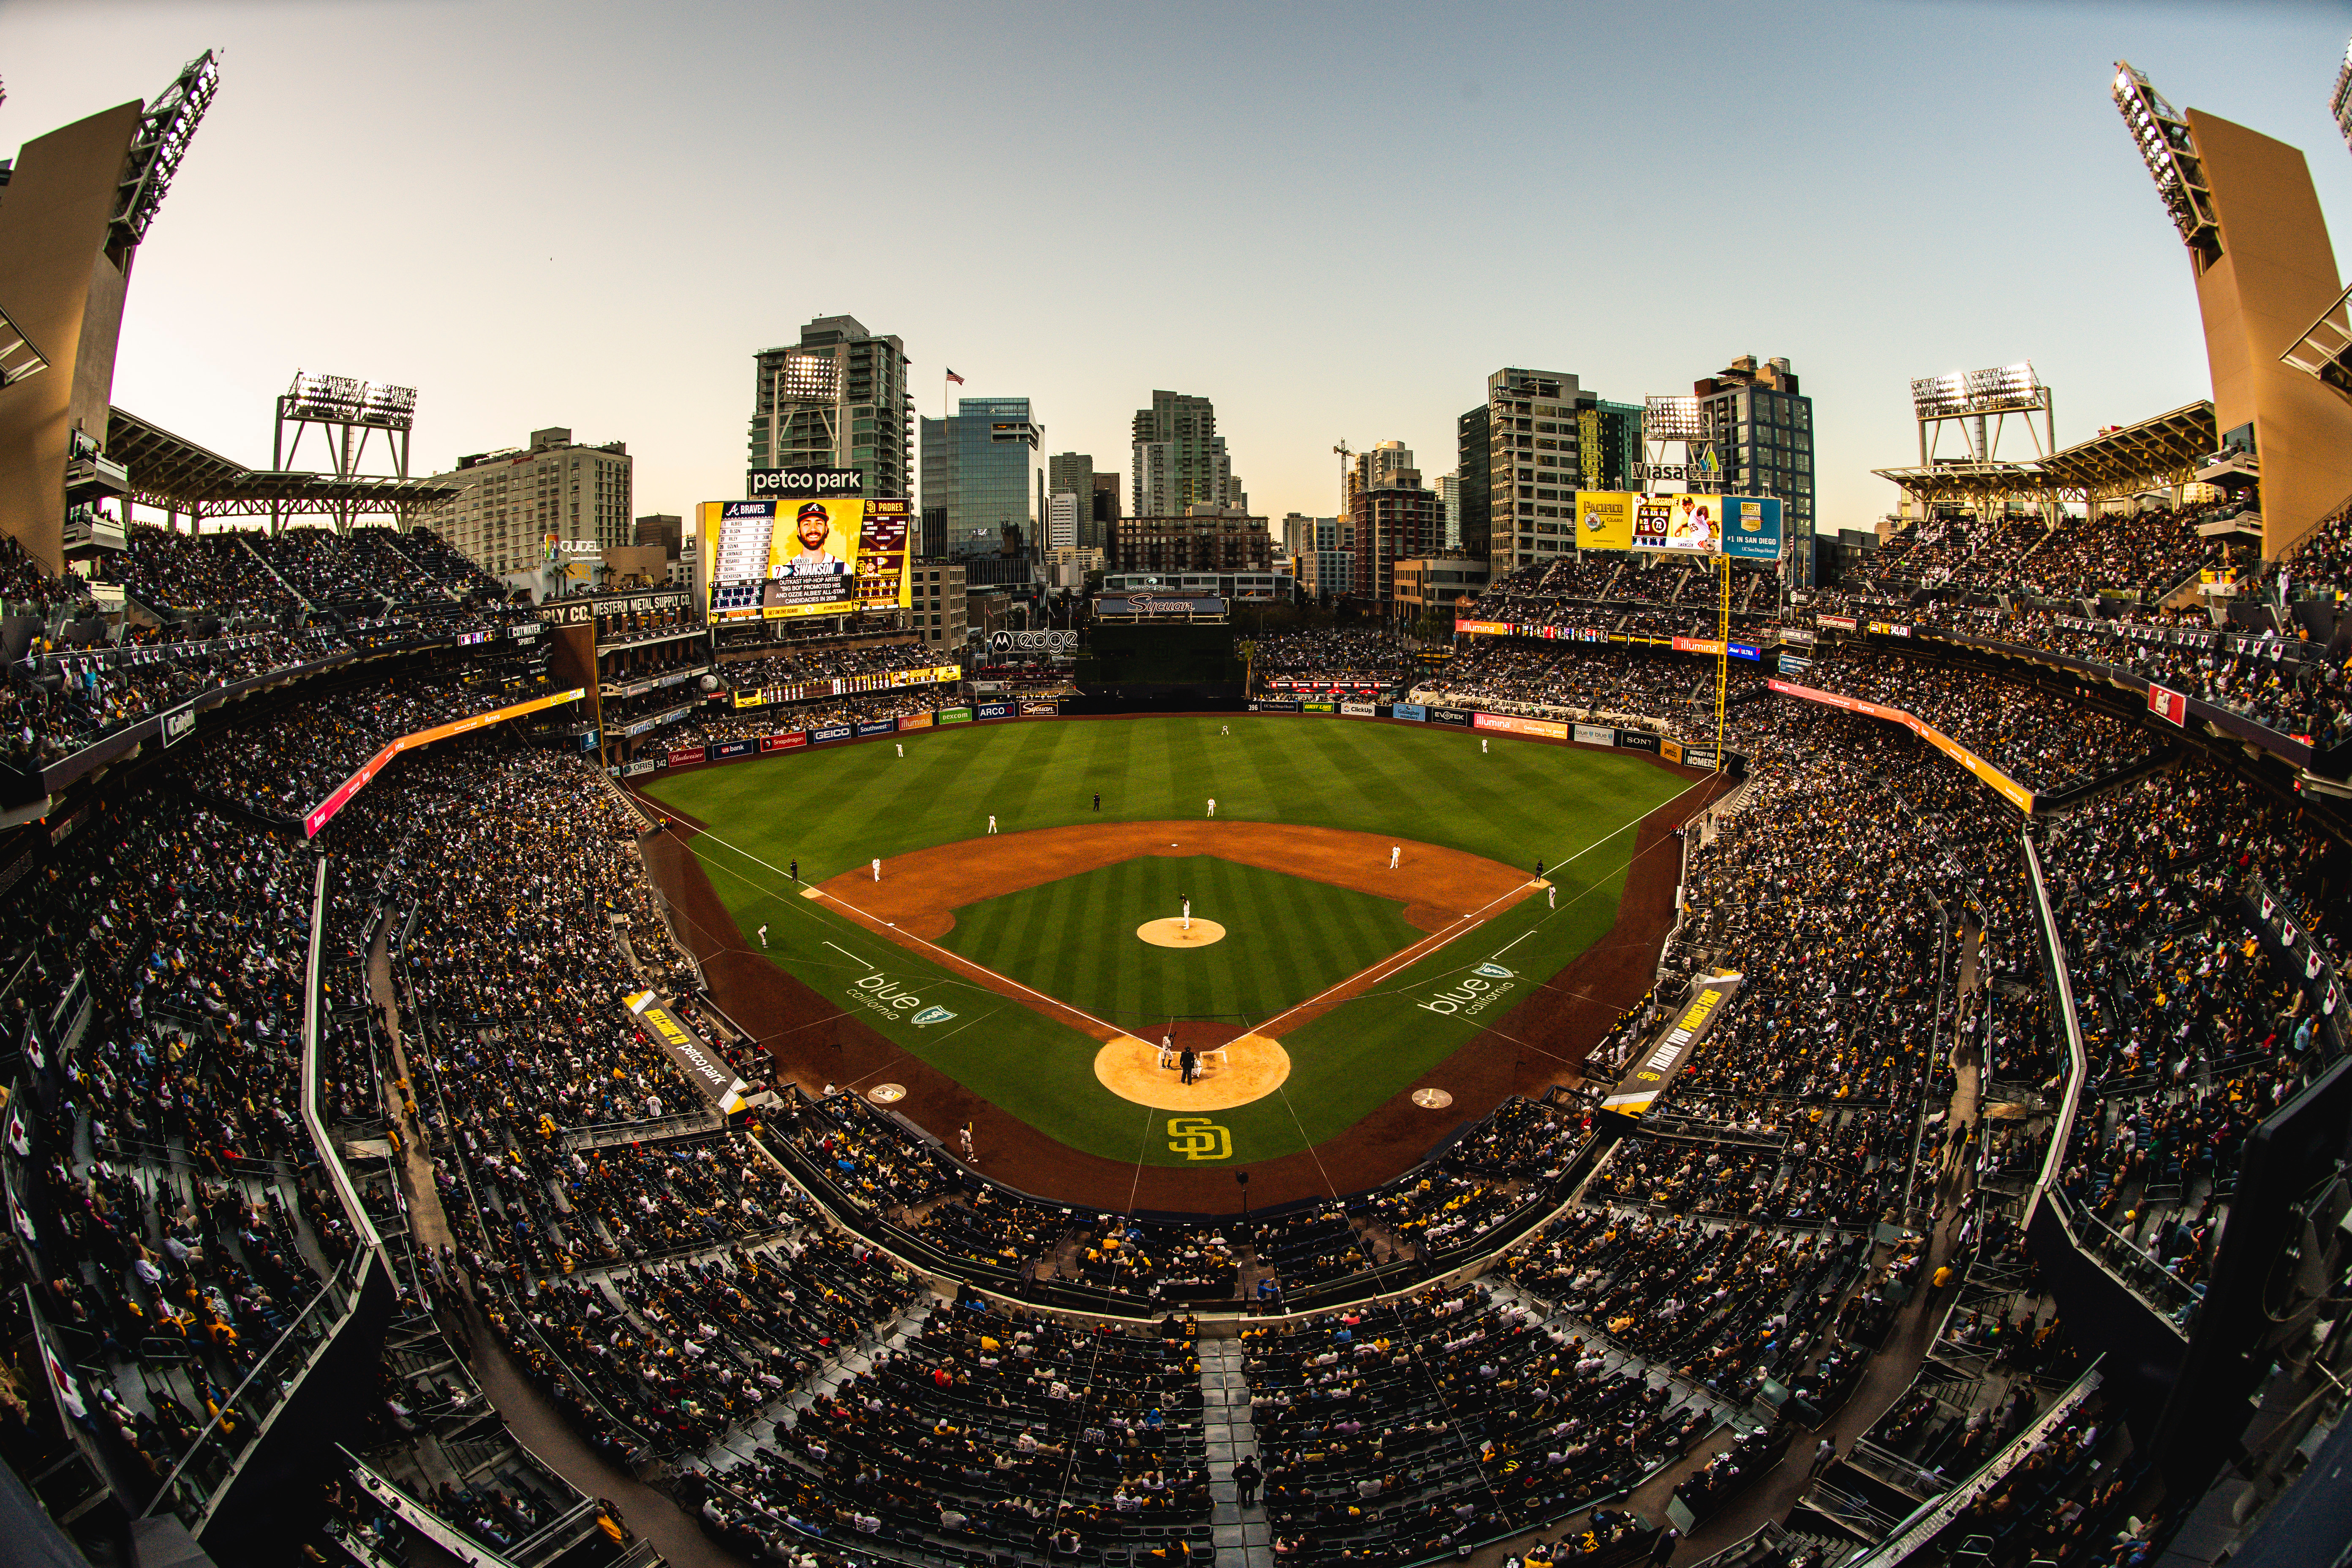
[1168,1118,1232,1161]
[911,1006,957,1027]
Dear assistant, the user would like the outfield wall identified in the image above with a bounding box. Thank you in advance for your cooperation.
[619,695,1742,781]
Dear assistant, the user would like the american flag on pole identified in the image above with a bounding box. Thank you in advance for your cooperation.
[945,368,965,385]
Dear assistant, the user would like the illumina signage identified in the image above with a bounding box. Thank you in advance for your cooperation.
[699,490,912,624]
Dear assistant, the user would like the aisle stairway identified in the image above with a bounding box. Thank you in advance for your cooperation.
[1200,1333,1272,1568]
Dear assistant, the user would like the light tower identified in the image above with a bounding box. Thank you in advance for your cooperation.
[1907,362,2058,525]
[1637,396,1717,494]
[270,373,419,533]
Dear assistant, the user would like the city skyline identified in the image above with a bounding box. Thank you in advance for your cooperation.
[7,1,2347,542]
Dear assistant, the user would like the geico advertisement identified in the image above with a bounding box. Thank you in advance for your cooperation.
[698,497,911,622]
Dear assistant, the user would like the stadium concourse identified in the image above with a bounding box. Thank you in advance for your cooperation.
[0,502,2349,1568]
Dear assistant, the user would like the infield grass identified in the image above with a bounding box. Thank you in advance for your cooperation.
[938,855,1424,1029]
[645,715,1692,1165]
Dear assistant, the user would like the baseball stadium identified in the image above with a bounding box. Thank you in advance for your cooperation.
[8,30,2352,1568]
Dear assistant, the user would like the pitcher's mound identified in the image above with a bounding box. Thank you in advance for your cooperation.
[1094,1032,1290,1110]
[1137,917,1226,948]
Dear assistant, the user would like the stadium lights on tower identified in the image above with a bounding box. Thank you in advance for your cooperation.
[2113,60,2221,264]
[1642,396,1708,443]
[358,383,419,430]
[780,352,839,402]
[2332,35,2352,156]
[109,50,221,252]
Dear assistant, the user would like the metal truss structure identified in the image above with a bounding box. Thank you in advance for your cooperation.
[1875,401,2217,517]
[106,407,456,529]
[111,51,220,256]
[2114,60,2221,269]
[0,305,48,389]
[2281,283,2352,406]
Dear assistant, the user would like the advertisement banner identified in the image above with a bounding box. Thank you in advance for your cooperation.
[713,738,756,760]
[668,745,708,766]
[1252,697,1302,713]
[1428,707,1474,727]
[1661,739,1685,765]
[624,990,754,1114]
[1778,652,1813,675]
[1866,620,1913,638]
[1340,701,1377,717]
[1780,626,1817,646]
[1601,975,1744,1117]
[1573,490,1636,551]
[1454,619,1514,637]
[1573,722,1615,746]
[976,701,1015,720]
[1720,496,1783,561]
[1633,493,1726,553]
[936,707,974,724]
[1391,702,1428,722]
[303,686,588,837]
[1728,642,1760,661]
[161,700,197,748]
[698,493,912,624]
[855,719,898,738]
[760,732,808,752]
[1767,678,2034,813]
[1615,729,1662,753]
[1019,700,1060,717]
[1474,711,1568,740]
[810,724,854,743]
[1681,746,1719,770]
[2148,685,2188,726]
[898,710,934,731]
[1303,701,1335,713]
[1671,636,1726,656]
[623,758,662,776]
[1818,614,1858,632]
[732,690,769,710]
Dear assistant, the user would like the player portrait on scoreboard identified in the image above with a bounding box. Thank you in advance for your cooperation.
[778,501,849,576]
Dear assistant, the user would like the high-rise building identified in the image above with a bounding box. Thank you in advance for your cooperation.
[1132,391,1245,517]
[1692,355,1814,573]
[417,426,632,579]
[1475,366,1614,574]
[1455,407,1491,558]
[1433,472,1460,549]
[1089,473,1121,550]
[920,397,1041,559]
[1350,460,1440,612]
[747,316,911,497]
[1107,507,1273,574]
[1046,452,1094,550]
[909,558,967,650]
[1047,491,1081,548]
[1285,515,1351,600]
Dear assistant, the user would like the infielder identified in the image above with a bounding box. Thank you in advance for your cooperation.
[1181,898,1192,932]
[871,857,881,882]
[1547,885,1556,909]
[757,923,769,948]
[1389,845,1400,869]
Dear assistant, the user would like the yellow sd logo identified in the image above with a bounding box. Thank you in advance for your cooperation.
[1168,1118,1232,1161]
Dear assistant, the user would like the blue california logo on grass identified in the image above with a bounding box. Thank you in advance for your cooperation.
[1473,962,1515,979]
[911,1006,958,1027]
[1420,961,1519,1015]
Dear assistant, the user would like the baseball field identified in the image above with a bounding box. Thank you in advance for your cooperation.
[642,715,1693,1168]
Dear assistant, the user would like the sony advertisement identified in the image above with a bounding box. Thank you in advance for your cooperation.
[699,486,913,624]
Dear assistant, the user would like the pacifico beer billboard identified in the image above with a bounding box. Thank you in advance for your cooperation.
[699,473,912,624]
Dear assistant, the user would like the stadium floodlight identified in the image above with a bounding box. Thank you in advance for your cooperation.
[1912,363,2045,420]
[110,50,221,251]
[1643,396,1709,442]
[1910,372,1968,421]
[2113,60,2221,262]
[778,352,839,401]
[288,371,365,422]
[359,383,419,429]
[2333,36,2352,156]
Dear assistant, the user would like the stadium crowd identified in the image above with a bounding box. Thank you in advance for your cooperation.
[1252,629,1418,691]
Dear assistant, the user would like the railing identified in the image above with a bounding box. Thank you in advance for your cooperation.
[558,1109,726,1152]
[143,1249,381,1530]
[2045,1188,2198,1325]
[1838,1360,2104,1568]
[2019,833,2086,1231]
[302,854,382,1250]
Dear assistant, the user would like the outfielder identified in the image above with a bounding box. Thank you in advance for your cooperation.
[988,815,998,834]
[1207,798,1217,818]
[757,923,769,948]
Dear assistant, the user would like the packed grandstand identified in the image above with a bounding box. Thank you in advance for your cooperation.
[0,478,2347,1568]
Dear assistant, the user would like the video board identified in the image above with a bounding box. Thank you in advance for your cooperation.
[699,471,912,623]
[1573,491,1782,560]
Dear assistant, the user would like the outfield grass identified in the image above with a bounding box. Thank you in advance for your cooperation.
[644,716,1692,1165]
[937,855,1425,1029]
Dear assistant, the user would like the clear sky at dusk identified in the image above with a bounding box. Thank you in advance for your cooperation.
[8,0,2349,535]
